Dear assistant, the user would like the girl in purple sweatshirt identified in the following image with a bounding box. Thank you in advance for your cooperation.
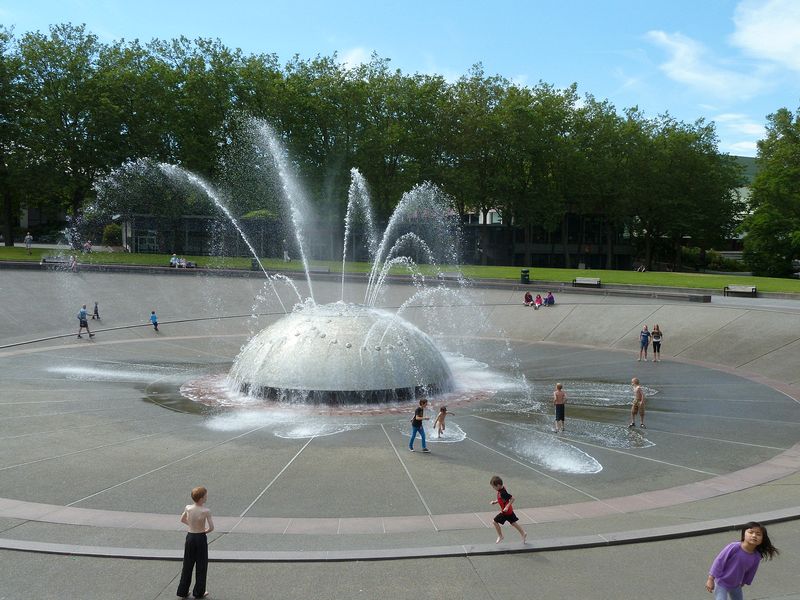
[706,521,779,599]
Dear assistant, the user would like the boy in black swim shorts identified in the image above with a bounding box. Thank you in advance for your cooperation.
[490,475,527,544]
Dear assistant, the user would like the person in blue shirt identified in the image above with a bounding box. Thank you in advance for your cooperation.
[150,310,159,332]
[638,325,651,361]
[77,304,94,339]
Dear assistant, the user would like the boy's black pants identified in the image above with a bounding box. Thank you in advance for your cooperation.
[177,532,207,598]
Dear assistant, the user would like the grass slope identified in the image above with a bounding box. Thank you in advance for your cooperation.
[2,246,799,293]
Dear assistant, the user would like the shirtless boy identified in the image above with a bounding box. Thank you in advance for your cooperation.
[432,406,452,438]
[629,377,646,429]
[553,383,567,433]
[177,486,214,599]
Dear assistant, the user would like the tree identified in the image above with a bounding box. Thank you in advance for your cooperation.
[0,28,23,245]
[742,106,800,276]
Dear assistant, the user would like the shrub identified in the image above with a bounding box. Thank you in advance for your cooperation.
[102,223,122,246]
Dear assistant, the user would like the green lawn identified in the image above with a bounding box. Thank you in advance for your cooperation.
[2,246,799,293]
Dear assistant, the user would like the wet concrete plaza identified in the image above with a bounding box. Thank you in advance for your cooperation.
[1,268,799,598]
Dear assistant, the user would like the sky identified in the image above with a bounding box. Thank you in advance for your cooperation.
[3,0,800,157]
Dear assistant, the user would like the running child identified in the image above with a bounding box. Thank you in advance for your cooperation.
[706,521,778,599]
[553,383,567,433]
[92,301,100,320]
[432,406,452,438]
[150,310,159,332]
[177,486,214,599]
[489,475,527,544]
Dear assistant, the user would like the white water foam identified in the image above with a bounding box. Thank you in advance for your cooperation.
[273,422,363,439]
[494,423,603,474]
[48,365,186,383]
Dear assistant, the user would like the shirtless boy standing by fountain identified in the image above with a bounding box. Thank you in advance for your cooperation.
[177,486,214,599]
[629,377,646,429]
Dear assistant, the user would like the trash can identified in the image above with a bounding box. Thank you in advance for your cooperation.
[251,258,260,271]
[520,269,530,284]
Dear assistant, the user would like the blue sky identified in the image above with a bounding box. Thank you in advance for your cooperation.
[3,0,800,156]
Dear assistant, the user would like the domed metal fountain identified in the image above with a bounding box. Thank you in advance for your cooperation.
[228,302,453,404]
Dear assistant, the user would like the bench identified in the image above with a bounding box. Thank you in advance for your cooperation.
[724,284,757,297]
[437,272,461,281]
[308,266,330,274]
[572,277,601,288]
[40,255,70,265]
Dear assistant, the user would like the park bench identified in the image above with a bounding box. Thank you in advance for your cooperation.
[436,272,461,281]
[308,266,330,273]
[572,277,601,288]
[40,255,70,265]
[723,284,757,297]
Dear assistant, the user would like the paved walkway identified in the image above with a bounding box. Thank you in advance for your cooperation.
[1,270,799,598]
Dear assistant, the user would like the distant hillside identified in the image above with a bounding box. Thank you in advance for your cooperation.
[733,155,759,184]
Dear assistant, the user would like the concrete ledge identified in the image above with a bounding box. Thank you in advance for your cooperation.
[1,508,797,562]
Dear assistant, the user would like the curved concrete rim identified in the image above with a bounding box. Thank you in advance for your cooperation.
[1,507,798,561]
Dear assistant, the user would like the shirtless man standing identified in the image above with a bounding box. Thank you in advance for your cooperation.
[177,486,214,599]
[628,377,646,429]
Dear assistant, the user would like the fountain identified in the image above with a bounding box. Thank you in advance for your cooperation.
[223,120,460,404]
[95,118,462,405]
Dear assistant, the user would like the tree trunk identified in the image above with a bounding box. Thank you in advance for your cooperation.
[645,235,653,270]
[2,187,14,247]
[561,215,570,268]
[71,187,85,218]
[605,219,614,269]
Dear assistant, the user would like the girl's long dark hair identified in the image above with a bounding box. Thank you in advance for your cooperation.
[741,521,780,560]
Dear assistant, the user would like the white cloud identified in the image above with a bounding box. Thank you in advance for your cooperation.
[712,113,766,136]
[338,46,371,69]
[510,74,529,87]
[646,30,765,98]
[731,0,800,71]
[723,140,759,155]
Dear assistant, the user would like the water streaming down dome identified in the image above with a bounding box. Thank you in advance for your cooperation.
[228,303,454,404]
[98,118,462,406]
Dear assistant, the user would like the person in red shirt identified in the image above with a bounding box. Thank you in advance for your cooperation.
[490,475,527,544]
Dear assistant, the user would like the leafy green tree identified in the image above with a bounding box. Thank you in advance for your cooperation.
[0,28,24,245]
[743,106,800,276]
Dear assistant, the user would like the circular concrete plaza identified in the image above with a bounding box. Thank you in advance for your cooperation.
[1,269,800,570]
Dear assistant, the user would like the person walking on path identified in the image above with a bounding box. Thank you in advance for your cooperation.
[489,475,527,544]
[409,398,430,452]
[91,301,100,320]
[629,377,646,428]
[553,383,567,433]
[651,324,663,362]
[706,521,778,599]
[177,486,214,599]
[76,305,94,339]
[150,310,159,332]
[69,255,78,272]
[638,325,651,361]
[24,232,33,255]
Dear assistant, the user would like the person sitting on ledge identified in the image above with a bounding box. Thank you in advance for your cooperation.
[534,294,543,310]
[544,291,555,306]
[524,291,533,306]
[170,254,179,267]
